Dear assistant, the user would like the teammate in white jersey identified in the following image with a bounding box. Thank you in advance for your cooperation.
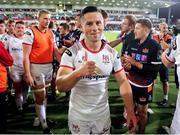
[2,21,29,114]
[56,6,137,134]
[6,20,15,36]
[162,33,180,133]
[0,20,6,39]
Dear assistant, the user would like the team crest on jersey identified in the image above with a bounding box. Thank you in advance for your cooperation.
[102,55,110,64]
[142,48,149,53]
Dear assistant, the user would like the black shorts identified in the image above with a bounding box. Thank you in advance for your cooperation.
[159,64,169,82]
[131,84,153,105]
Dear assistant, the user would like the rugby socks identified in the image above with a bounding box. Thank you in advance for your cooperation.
[164,95,168,100]
[23,87,29,104]
[44,98,47,110]
[35,104,48,129]
[16,94,23,110]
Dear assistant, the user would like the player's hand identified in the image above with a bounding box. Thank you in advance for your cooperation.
[124,55,136,66]
[123,61,132,70]
[77,51,96,77]
[26,74,35,87]
[126,111,137,134]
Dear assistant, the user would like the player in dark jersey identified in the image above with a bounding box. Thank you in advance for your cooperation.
[122,18,162,133]
[70,14,82,42]
[110,15,136,49]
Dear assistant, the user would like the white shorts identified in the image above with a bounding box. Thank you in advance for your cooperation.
[9,66,25,82]
[30,63,53,86]
[68,116,111,134]
[170,89,180,134]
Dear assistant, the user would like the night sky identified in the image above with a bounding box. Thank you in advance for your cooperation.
[159,3,180,24]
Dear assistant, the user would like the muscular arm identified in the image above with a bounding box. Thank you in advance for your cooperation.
[56,59,96,91]
[23,44,35,86]
[56,67,81,91]
[114,70,134,113]
[162,51,174,68]
[53,43,62,63]
[109,38,122,48]
[23,44,32,77]
[114,70,137,133]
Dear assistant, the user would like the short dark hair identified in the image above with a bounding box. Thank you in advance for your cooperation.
[101,9,108,19]
[80,6,101,19]
[7,19,15,24]
[48,21,54,29]
[0,19,5,24]
[136,18,152,30]
[60,23,69,30]
[15,21,25,26]
[69,22,75,27]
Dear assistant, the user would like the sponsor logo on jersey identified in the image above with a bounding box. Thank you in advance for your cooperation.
[25,31,31,36]
[82,75,108,80]
[12,47,22,51]
[65,49,72,57]
[139,97,146,102]
[131,53,148,63]
[131,48,138,51]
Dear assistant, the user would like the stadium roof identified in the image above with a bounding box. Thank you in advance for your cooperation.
[0,0,178,9]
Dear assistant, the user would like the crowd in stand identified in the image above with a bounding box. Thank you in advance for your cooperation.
[0,6,180,134]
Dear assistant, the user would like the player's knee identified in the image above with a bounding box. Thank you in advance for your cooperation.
[33,88,46,105]
[137,105,148,117]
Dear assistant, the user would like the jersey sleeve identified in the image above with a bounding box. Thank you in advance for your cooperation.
[113,50,123,73]
[60,47,75,70]
[166,36,178,63]
[23,29,34,46]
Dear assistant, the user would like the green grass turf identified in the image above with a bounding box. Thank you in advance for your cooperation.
[104,31,122,53]
[6,32,178,134]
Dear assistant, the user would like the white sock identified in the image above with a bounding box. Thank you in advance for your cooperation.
[16,94,23,110]
[35,104,48,129]
[44,98,47,110]
[23,87,29,104]
[164,95,168,100]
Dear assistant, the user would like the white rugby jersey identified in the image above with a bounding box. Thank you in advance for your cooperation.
[166,35,180,88]
[2,34,24,71]
[60,39,123,121]
[166,35,180,64]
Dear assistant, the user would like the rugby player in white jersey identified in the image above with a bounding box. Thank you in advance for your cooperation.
[0,20,6,39]
[56,6,137,134]
[162,33,180,133]
[6,20,15,36]
[2,21,29,114]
